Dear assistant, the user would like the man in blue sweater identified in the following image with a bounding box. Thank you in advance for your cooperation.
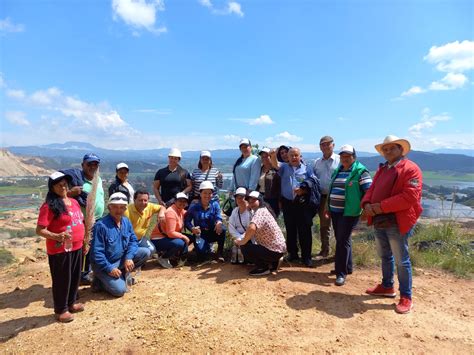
[90,192,149,297]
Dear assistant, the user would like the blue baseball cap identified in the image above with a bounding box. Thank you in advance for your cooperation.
[83,153,100,163]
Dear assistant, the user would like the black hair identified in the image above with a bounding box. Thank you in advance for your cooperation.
[276,145,291,162]
[46,179,68,219]
[198,157,213,169]
[249,194,277,220]
[133,189,150,200]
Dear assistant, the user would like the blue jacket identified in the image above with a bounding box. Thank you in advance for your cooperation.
[298,175,322,224]
[185,200,223,231]
[60,168,88,207]
[90,214,138,273]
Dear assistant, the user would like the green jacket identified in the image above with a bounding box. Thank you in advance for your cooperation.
[329,160,369,216]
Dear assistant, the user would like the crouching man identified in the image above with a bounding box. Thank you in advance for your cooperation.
[90,192,150,297]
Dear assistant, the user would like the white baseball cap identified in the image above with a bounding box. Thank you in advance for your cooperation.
[108,192,129,205]
[168,148,182,158]
[239,138,251,147]
[175,192,188,200]
[116,162,129,171]
[248,191,260,199]
[200,150,211,158]
[199,181,214,191]
[259,147,271,155]
[234,187,247,197]
[339,144,355,155]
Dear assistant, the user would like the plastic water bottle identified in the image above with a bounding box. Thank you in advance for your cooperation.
[195,234,204,251]
[64,225,73,252]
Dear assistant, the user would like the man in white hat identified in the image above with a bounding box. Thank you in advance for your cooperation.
[153,148,192,206]
[90,192,150,297]
[361,135,422,314]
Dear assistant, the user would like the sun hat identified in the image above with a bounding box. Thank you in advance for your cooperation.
[375,135,411,156]
[199,181,214,191]
[108,192,129,205]
[168,148,182,158]
[239,138,251,147]
[116,162,129,171]
[234,187,247,197]
[83,153,100,163]
[339,144,356,155]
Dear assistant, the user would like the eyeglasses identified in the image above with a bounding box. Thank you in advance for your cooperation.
[110,196,128,202]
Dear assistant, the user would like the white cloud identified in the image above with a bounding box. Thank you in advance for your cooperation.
[424,40,474,73]
[429,72,468,91]
[265,131,303,147]
[5,111,30,126]
[249,114,274,125]
[408,108,452,138]
[6,89,25,99]
[401,86,426,97]
[199,0,244,17]
[0,18,25,34]
[398,40,473,98]
[112,0,167,35]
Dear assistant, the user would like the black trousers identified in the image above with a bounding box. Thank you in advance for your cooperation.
[241,243,284,269]
[331,212,359,277]
[281,198,313,260]
[48,248,82,314]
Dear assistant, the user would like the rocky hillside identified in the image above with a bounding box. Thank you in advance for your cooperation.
[0,150,54,177]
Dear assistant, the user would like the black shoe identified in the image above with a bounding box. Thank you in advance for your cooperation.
[284,254,299,262]
[315,251,329,260]
[270,256,284,272]
[335,276,345,286]
[249,267,270,276]
[330,269,352,275]
[80,275,93,286]
[303,258,313,268]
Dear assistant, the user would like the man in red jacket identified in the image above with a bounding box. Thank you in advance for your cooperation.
[361,135,422,314]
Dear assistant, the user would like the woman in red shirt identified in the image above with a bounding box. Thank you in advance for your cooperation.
[36,172,85,322]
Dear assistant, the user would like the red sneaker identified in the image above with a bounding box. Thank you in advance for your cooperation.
[366,284,396,298]
[395,296,413,314]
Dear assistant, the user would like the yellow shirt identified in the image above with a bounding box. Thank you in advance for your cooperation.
[125,203,162,240]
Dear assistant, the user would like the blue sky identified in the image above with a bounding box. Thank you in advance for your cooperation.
[1,0,473,153]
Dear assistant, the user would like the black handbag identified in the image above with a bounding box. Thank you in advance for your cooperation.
[222,198,235,217]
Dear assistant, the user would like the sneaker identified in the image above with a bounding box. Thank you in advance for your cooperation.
[270,256,284,272]
[249,267,270,276]
[237,248,244,264]
[366,284,397,298]
[157,256,173,269]
[395,296,413,314]
[231,246,238,264]
[303,258,313,268]
[335,276,345,286]
[55,311,74,323]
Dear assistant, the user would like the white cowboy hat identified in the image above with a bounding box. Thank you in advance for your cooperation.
[375,135,411,156]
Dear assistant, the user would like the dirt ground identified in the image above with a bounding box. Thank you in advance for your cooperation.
[0,237,473,354]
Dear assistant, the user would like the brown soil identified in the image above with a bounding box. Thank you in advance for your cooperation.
[0,239,473,354]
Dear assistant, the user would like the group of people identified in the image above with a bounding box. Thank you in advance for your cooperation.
[36,134,423,322]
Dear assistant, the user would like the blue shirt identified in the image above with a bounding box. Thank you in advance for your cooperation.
[185,200,223,231]
[230,155,261,192]
[278,162,315,200]
[313,153,340,194]
[90,214,138,274]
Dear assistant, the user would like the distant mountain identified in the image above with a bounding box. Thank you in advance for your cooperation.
[0,149,54,177]
[5,142,474,174]
[431,148,474,157]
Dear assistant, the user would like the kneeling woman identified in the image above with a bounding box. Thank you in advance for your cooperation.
[150,192,190,268]
[185,181,226,261]
[235,191,287,276]
[36,172,85,322]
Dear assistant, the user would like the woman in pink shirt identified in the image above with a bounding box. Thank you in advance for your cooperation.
[36,172,85,323]
[235,191,287,276]
[150,192,190,269]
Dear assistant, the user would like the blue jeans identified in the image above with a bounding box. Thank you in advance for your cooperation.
[151,238,188,259]
[92,247,150,297]
[374,226,414,299]
[138,237,156,256]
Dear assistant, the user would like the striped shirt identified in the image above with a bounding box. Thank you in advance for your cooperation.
[329,168,372,213]
[191,168,223,199]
